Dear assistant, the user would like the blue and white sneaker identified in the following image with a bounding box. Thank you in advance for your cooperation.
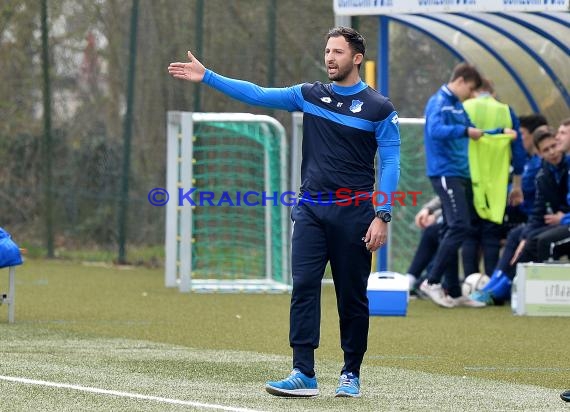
[335,372,361,398]
[470,290,494,305]
[265,369,319,397]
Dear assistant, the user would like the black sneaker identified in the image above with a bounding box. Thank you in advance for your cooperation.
[561,390,570,402]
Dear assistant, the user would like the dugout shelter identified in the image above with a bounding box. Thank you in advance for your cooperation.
[334,0,570,271]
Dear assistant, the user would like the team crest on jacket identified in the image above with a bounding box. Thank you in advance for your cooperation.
[349,100,363,113]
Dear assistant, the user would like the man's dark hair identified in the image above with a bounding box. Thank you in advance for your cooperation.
[519,114,548,134]
[533,125,556,150]
[450,63,482,89]
[326,27,366,69]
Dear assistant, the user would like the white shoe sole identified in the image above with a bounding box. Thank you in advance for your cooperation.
[419,284,454,308]
[265,385,319,397]
[454,299,486,308]
[335,391,361,398]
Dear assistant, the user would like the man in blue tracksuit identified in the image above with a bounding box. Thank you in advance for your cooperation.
[419,63,486,308]
[168,27,400,398]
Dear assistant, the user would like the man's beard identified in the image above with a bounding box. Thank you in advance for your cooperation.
[328,65,352,82]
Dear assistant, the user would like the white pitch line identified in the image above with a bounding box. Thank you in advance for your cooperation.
[464,366,570,372]
[0,375,264,412]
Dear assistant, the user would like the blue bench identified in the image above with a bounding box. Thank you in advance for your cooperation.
[1,227,24,324]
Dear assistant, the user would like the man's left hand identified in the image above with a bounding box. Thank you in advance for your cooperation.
[363,218,387,252]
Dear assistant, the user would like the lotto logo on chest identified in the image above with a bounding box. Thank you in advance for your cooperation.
[321,96,344,108]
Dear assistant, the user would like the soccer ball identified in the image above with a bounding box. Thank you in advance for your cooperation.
[461,273,490,297]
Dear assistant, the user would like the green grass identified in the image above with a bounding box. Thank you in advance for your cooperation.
[20,245,166,267]
[0,259,568,411]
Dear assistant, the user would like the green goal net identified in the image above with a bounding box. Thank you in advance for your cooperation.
[388,118,435,274]
[291,115,434,275]
[165,112,290,293]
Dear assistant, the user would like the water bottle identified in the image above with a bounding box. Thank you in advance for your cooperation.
[511,274,519,315]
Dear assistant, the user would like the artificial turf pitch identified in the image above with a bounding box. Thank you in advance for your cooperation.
[0,259,568,411]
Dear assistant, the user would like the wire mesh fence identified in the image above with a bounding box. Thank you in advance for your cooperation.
[1,0,459,267]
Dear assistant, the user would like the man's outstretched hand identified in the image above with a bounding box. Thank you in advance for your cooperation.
[168,51,206,83]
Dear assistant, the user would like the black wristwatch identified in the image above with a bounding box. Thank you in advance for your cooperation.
[375,211,392,223]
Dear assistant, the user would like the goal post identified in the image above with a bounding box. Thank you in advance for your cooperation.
[165,112,291,293]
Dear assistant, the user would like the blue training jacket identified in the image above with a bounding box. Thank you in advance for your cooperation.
[520,154,542,216]
[563,155,570,225]
[424,85,474,178]
[202,69,401,212]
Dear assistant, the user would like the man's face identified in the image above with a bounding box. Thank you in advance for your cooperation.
[556,123,570,154]
[537,136,563,166]
[455,78,477,102]
[324,36,360,82]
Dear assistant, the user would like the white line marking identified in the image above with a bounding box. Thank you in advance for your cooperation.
[464,367,570,372]
[0,375,264,412]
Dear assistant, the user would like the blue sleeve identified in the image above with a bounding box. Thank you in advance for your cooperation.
[522,170,547,237]
[424,97,470,141]
[523,156,542,196]
[564,158,570,224]
[202,69,303,112]
[482,127,503,135]
[375,111,401,213]
[520,155,542,215]
[509,108,525,175]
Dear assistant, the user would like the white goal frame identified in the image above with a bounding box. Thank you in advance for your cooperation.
[165,112,291,293]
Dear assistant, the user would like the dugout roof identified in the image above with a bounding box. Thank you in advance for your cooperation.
[382,12,569,123]
[337,6,570,124]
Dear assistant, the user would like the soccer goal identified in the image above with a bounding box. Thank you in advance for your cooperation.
[165,112,291,293]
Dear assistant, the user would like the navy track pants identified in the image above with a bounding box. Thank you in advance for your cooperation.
[289,200,375,377]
